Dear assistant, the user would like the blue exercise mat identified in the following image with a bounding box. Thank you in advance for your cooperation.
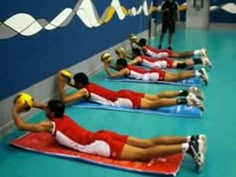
[104,77,201,86]
[73,101,203,118]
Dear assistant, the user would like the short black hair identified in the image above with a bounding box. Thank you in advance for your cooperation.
[138,38,147,47]
[48,100,65,118]
[132,48,142,56]
[116,58,128,67]
[73,72,89,85]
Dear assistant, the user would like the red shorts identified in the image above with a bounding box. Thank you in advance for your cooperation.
[149,68,166,80]
[93,130,128,159]
[157,58,174,68]
[117,90,145,109]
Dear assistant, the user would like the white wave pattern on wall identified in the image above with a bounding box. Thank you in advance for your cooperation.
[210,3,236,14]
[0,0,149,39]
[0,1,235,39]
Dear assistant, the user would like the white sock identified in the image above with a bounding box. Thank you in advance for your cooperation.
[186,136,191,142]
[195,70,201,77]
[193,49,201,55]
[182,143,189,152]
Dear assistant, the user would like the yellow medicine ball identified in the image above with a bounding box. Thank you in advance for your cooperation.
[129,34,137,42]
[15,93,34,111]
[58,69,73,82]
[101,53,112,63]
[115,47,126,58]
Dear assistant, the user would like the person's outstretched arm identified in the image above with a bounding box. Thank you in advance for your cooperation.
[126,54,133,59]
[103,62,128,78]
[12,101,52,132]
[57,77,87,103]
[109,64,119,71]
[33,102,47,110]
[128,57,142,66]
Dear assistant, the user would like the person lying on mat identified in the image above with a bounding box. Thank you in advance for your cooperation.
[101,53,209,85]
[129,34,210,60]
[12,98,206,172]
[57,70,204,111]
[115,47,212,70]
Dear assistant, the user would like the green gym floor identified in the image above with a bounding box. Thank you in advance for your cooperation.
[1,28,236,177]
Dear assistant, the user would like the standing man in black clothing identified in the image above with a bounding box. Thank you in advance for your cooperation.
[158,0,180,50]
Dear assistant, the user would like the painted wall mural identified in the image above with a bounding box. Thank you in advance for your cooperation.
[1,0,235,40]
[0,0,150,40]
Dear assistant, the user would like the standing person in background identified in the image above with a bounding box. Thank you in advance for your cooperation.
[158,0,180,50]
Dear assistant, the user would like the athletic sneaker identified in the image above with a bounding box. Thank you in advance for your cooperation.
[202,57,212,68]
[187,139,206,172]
[200,48,208,57]
[190,134,207,154]
[187,93,205,111]
[199,68,209,85]
[188,86,204,100]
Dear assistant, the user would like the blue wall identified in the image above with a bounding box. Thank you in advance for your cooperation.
[0,0,151,100]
